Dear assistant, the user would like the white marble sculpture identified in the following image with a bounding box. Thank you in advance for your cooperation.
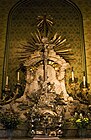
[24,37,70,102]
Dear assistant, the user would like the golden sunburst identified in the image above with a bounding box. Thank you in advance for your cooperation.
[17,14,74,63]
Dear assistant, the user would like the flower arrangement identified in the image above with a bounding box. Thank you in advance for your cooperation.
[70,113,89,129]
[0,110,20,130]
[75,117,89,129]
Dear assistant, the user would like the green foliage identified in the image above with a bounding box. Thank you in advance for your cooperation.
[75,117,89,129]
[0,111,20,129]
[69,113,89,129]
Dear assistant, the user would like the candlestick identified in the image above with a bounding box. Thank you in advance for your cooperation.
[6,76,8,86]
[72,67,74,82]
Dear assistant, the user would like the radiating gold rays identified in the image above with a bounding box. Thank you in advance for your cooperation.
[17,15,74,63]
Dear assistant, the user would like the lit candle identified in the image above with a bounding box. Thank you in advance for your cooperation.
[83,71,85,87]
[6,76,8,86]
[72,67,74,82]
[17,71,19,81]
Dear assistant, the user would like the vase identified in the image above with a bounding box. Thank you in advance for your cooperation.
[78,128,86,138]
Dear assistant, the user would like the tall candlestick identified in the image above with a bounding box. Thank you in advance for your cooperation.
[17,72,19,81]
[6,76,8,86]
[72,67,74,82]
[83,72,85,87]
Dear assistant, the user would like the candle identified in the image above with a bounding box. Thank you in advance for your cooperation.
[6,76,8,86]
[17,71,19,81]
[83,72,85,87]
[72,67,74,82]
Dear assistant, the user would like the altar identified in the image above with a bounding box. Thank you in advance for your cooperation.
[0,15,91,139]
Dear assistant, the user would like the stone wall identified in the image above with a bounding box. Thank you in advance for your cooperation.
[71,0,91,89]
[0,0,19,97]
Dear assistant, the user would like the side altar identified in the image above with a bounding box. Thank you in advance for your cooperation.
[0,15,91,139]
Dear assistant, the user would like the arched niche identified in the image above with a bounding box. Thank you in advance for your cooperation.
[2,0,86,95]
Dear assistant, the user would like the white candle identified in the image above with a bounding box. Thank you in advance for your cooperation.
[83,75,85,87]
[72,67,74,82]
[6,76,8,86]
[83,71,86,87]
[17,72,19,81]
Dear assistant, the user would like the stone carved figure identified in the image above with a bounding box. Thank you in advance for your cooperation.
[24,44,70,102]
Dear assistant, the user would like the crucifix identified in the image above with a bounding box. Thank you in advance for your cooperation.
[37,14,53,95]
[41,37,48,95]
